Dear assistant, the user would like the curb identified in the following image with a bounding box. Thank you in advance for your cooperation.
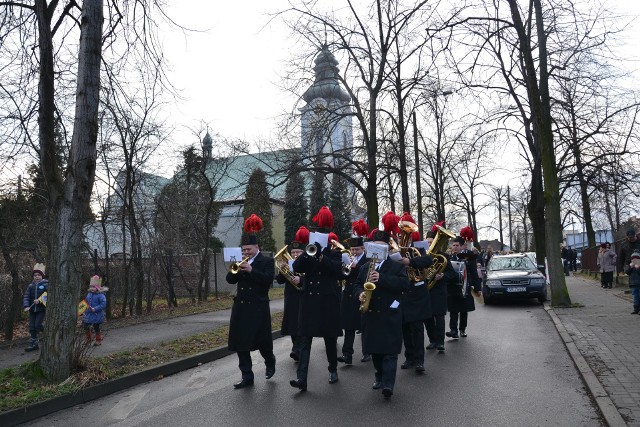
[545,304,627,427]
[1,330,283,427]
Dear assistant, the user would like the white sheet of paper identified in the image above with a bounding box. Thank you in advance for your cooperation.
[413,240,430,250]
[309,232,329,248]
[389,252,402,261]
[364,242,388,260]
[414,281,425,286]
[342,253,351,264]
[390,300,400,309]
[223,247,242,262]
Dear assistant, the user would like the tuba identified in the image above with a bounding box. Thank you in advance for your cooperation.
[359,255,378,313]
[398,220,423,281]
[424,225,457,289]
[274,245,301,290]
[229,257,250,274]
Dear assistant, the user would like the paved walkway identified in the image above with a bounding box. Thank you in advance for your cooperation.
[0,298,285,370]
[554,274,640,426]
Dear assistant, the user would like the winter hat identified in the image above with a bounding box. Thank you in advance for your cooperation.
[33,263,45,276]
[312,206,334,233]
[241,214,263,245]
[631,251,640,260]
[294,226,310,245]
[600,243,607,249]
[89,275,102,291]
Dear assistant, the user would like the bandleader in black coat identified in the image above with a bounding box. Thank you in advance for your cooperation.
[446,241,482,338]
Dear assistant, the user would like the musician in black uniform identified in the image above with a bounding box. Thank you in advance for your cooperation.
[399,237,433,373]
[423,230,456,353]
[355,230,411,399]
[338,236,368,365]
[446,236,482,339]
[289,229,343,391]
[276,239,305,362]
[227,231,276,389]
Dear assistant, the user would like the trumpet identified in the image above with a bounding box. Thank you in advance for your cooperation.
[359,255,378,313]
[306,243,318,257]
[331,239,355,276]
[229,257,250,274]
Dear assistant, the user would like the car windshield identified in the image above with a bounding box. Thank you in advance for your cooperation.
[488,256,536,271]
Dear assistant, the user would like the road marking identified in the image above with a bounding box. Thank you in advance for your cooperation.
[184,368,211,389]
[102,389,149,421]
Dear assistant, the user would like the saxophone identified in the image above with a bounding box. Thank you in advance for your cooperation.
[359,255,378,313]
[425,225,457,289]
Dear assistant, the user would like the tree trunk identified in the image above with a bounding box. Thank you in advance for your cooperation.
[41,0,103,380]
[0,231,21,340]
[366,97,379,227]
[528,162,546,265]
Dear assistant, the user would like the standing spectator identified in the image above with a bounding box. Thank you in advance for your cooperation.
[82,275,108,345]
[618,229,640,278]
[569,247,578,272]
[561,245,570,276]
[22,263,48,352]
[627,251,640,314]
[597,243,617,289]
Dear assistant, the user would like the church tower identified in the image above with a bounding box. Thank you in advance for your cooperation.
[300,44,353,167]
[202,131,212,162]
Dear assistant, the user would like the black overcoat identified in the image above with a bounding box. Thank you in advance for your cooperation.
[355,257,410,355]
[276,272,303,337]
[340,254,368,330]
[292,247,343,338]
[227,252,274,352]
[429,253,455,316]
[446,253,481,313]
[402,254,434,323]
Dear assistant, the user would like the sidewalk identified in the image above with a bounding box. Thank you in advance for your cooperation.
[551,274,639,426]
[0,298,285,370]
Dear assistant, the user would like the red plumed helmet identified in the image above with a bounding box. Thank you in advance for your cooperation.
[381,211,400,235]
[295,226,310,245]
[328,232,339,243]
[400,212,416,224]
[460,226,474,241]
[411,231,421,242]
[312,206,334,230]
[368,228,379,240]
[244,214,263,233]
[352,219,369,237]
[431,220,445,233]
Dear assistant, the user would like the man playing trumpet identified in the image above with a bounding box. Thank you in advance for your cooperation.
[227,214,276,389]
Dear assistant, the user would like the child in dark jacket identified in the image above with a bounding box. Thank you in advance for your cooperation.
[22,263,48,352]
[82,275,108,345]
[628,251,640,314]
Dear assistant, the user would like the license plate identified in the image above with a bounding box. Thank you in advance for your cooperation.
[506,287,527,293]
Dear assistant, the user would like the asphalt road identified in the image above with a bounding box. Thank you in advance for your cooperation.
[28,299,602,427]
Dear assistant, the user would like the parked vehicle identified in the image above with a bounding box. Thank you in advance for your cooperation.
[483,253,548,304]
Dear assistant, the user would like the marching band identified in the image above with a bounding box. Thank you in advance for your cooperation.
[227,207,483,399]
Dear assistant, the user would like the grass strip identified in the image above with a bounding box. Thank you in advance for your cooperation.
[0,311,283,412]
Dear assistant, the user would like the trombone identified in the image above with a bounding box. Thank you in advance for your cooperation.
[229,257,250,274]
[331,239,355,276]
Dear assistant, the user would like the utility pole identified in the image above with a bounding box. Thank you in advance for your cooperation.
[508,185,513,250]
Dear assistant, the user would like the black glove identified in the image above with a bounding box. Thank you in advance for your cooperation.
[314,242,323,258]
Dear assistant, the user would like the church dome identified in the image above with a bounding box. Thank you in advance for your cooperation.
[303,45,350,103]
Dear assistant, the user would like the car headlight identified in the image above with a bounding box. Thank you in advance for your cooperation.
[530,278,546,285]
[485,279,501,287]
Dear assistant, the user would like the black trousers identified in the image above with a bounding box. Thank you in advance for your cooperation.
[297,336,338,382]
[449,311,468,333]
[402,321,425,364]
[341,329,364,356]
[83,322,101,334]
[425,315,445,345]
[237,348,275,381]
[372,354,398,391]
[601,271,614,288]
[291,335,303,356]
[28,311,45,338]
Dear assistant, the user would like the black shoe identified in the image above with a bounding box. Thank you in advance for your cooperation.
[329,371,339,384]
[426,342,438,350]
[289,379,307,391]
[437,344,445,352]
[460,330,467,338]
[356,330,362,335]
[361,354,371,362]
[24,345,39,352]
[372,381,383,390]
[337,354,353,365]
[415,363,425,373]
[446,330,459,339]
[265,365,276,379]
[382,388,394,399]
[400,360,415,369]
[233,378,254,389]
[289,351,299,361]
